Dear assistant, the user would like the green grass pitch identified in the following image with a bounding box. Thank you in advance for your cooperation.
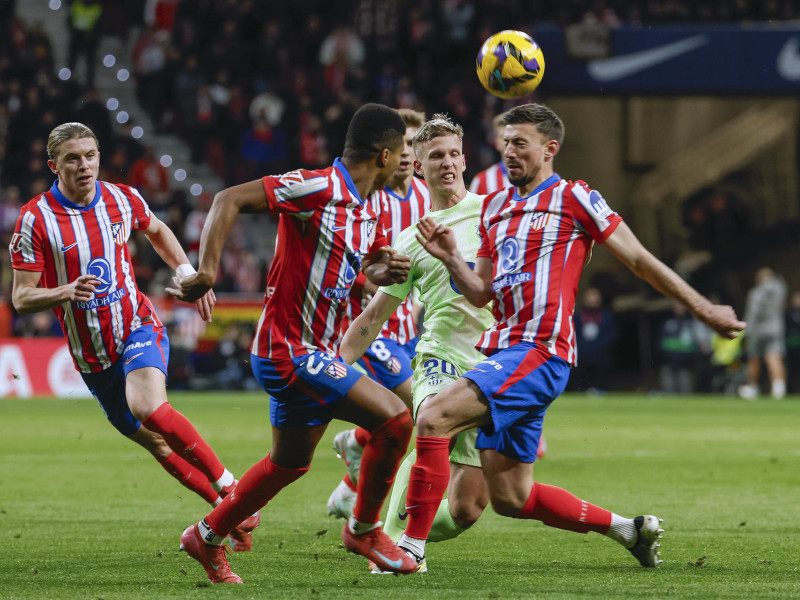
[1,392,798,599]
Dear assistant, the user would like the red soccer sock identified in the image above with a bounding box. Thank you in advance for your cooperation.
[352,411,413,524]
[353,427,370,448]
[404,436,451,540]
[342,473,357,492]
[156,451,220,505]
[206,454,308,536]
[142,402,225,483]
[517,482,612,534]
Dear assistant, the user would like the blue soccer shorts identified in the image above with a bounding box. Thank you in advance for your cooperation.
[462,342,570,463]
[356,336,415,390]
[81,322,170,436]
[251,351,364,428]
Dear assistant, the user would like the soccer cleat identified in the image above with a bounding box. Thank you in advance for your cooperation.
[228,512,260,552]
[369,547,427,574]
[628,515,664,568]
[180,523,243,584]
[738,384,758,400]
[333,430,363,486]
[327,479,357,519]
[341,523,419,574]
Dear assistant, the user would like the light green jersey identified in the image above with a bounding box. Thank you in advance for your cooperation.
[380,191,494,371]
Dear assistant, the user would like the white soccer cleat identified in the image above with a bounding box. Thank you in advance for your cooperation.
[628,515,664,568]
[333,429,363,486]
[326,479,357,519]
[738,384,758,400]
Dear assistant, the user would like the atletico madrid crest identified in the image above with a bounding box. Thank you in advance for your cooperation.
[110,222,125,246]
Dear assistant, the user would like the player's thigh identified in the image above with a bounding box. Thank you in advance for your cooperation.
[479,448,534,515]
[415,377,491,438]
[448,462,488,522]
[125,367,168,420]
[332,375,408,432]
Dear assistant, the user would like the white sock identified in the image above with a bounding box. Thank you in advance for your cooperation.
[606,514,637,548]
[398,533,426,558]
[347,515,380,535]
[772,380,786,399]
[211,469,235,492]
[197,518,225,545]
[210,495,223,508]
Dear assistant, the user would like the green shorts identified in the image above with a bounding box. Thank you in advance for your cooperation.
[411,353,481,468]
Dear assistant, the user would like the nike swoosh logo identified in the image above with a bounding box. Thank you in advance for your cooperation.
[404,505,419,511]
[61,242,78,252]
[331,225,348,232]
[210,560,220,570]
[777,37,800,81]
[125,352,144,364]
[398,512,408,520]
[372,550,404,570]
[587,35,709,82]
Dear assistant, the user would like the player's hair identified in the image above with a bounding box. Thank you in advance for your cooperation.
[344,103,406,161]
[411,113,464,156]
[47,122,99,161]
[397,108,426,130]
[501,104,565,146]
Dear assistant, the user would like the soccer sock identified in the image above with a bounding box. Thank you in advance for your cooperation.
[353,427,370,448]
[156,451,221,505]
[211,469,235,493]
[517,482,612,534]
[205,454,308,537]
[429,498,467,542]
[607,514,637,547]
[404,436,451,541]
[142,402,225,483]
[383,449,415,541]
[352,411,413,526]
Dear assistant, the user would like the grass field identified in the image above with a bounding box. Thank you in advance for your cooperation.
[1,392,798,599]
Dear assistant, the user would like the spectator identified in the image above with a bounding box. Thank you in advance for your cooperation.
[572,287,618,394]
[739,268,788,399]
[785,291,800,394]
[657,302,711,394]
[66,0,103,88]
[128,145,171,214]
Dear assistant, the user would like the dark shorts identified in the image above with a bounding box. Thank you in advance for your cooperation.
[462,342,569,462]
[356,337,416,390]
[251,351,363,428]
[81,323,170,436]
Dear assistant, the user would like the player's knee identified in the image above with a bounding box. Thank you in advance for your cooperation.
[372,410,413,450]
[489,493,523,518]
[451,503,485,529]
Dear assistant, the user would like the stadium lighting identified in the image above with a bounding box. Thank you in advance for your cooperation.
[58,68,71,80]
[49,0,61,10]
[190,183,203,196]
[103,55,116,68]
[160,155,173,167]
[116,69,130,82]
[106,97,119,110]
[116,111,129,124]
[131,126,144,139]
[174,169,187,182]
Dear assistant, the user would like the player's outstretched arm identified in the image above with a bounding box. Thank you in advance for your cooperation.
[12,269,98,314]
[603,221,746,339]
[167,180,268,304]
[362,247,410,286]
[340,291,402,364]
[416,217,493,307]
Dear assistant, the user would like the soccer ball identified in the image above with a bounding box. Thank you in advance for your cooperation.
[476,30,545,99]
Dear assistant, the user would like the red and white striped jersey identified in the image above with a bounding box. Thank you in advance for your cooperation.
[370,177,430,344]
[10,181,160,373]
[469,161,509,195]
[253,158,388,362]
[476,174,622,365]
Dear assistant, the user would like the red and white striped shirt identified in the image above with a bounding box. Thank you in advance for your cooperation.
[370,177,430,344]
[469,161,510,195]
[10,180,160,373]
[253,158,388,362]
[476,174,622,365]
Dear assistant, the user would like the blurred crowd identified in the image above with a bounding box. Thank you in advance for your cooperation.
[2,0,799,391]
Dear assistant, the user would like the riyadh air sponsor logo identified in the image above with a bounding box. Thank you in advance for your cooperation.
[777,37,800,81]
[587,35,709,82]
[323,287,350,299]
[74,287,127,310]
[87,257,113,294]
[491,271,532,292]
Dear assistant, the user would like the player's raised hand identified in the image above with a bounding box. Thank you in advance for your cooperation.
[696,303,746,340]
[380,247,411,283]
[416,217,457,262]
[69,274,99,302]
[166,271,215,305]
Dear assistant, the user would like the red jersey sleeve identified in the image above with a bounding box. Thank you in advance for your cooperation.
[261,168,332,218]
[9,205,45,272]
[127,186,152,231]
[567,181,622,244]
[476,196,493,259]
